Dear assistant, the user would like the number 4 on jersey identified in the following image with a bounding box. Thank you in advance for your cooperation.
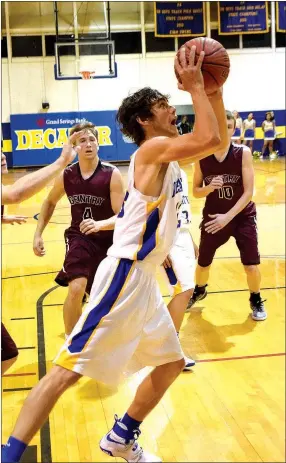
[83,207,94,220]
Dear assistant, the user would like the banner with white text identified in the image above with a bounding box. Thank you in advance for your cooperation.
[218,1,269,35]
[154,1,205,37]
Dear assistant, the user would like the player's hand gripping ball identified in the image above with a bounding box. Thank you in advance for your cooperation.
[175,37,230,94]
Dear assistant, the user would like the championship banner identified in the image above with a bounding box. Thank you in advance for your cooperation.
[218,1,269,35]
[154,2,205,37]
[276,1,286,32]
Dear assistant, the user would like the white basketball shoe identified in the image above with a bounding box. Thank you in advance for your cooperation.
[99,416,162,462]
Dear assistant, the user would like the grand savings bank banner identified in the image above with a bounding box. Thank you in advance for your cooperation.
[10,111,136,166]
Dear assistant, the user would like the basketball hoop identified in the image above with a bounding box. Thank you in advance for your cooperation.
[79,70,95,80]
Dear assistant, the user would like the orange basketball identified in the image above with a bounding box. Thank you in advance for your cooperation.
[175,37,230,94]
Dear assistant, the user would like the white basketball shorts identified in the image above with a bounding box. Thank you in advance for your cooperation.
[161,228,196,296]
[54,256,184,386]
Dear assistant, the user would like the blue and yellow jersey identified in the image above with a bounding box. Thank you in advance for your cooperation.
[108,143,182,265]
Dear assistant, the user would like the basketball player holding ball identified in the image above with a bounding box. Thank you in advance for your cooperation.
[3,39,229,463]
[175,39,266,322]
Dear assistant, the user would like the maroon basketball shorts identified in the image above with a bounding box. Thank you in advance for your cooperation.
[55,232,113,295]
[1,323,18,361]
[198,213,260,267]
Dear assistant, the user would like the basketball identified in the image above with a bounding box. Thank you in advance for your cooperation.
[175,37,230,94]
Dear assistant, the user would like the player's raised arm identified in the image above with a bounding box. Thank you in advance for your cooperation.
[2,131,82,205]
[207,89,228,152]
[138,46,221,165]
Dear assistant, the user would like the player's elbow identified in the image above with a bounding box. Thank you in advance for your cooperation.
[216,137,229,152]
[193,132,221,154]
[200,134,221,156]
[208,133,221,149]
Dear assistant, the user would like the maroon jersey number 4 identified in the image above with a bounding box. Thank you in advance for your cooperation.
[64,161,115,241]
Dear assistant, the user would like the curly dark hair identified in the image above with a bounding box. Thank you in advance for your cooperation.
[116,87,169,146]
[70,121,98,141]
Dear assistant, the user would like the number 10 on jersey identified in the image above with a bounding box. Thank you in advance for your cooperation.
[218,186,233,200]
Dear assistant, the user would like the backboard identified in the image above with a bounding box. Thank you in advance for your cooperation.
[54,39,117,80]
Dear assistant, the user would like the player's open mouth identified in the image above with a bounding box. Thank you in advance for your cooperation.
[170,119,177,126]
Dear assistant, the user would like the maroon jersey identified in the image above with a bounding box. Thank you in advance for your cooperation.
[64,160,114,242]
[200,143,256,219]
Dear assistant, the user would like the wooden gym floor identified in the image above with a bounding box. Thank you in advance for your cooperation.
[1,158,285,462]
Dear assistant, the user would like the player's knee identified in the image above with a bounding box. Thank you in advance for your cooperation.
[49,365,81,392]
[185,288,194,298]
[159,358,185,378]
[244,265,258,275]
[168,358,185,376]
[176,357,186,373]
[68,278,87,300]
[180,288,194,301]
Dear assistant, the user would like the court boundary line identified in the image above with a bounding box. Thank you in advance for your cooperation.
[18,347,35,350]
[36,285,58,463]
[3,387,33,392]
[198,285,285,295]
[3,373,37,377]
[2,271,58,279]
[196,352,286,363]
[163,285,285,297]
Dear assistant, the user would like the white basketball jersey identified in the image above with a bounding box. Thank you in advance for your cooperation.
[108,148,183,265]
[177,169,191,229]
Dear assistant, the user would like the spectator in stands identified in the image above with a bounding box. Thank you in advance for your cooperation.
[177,115,192,135]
